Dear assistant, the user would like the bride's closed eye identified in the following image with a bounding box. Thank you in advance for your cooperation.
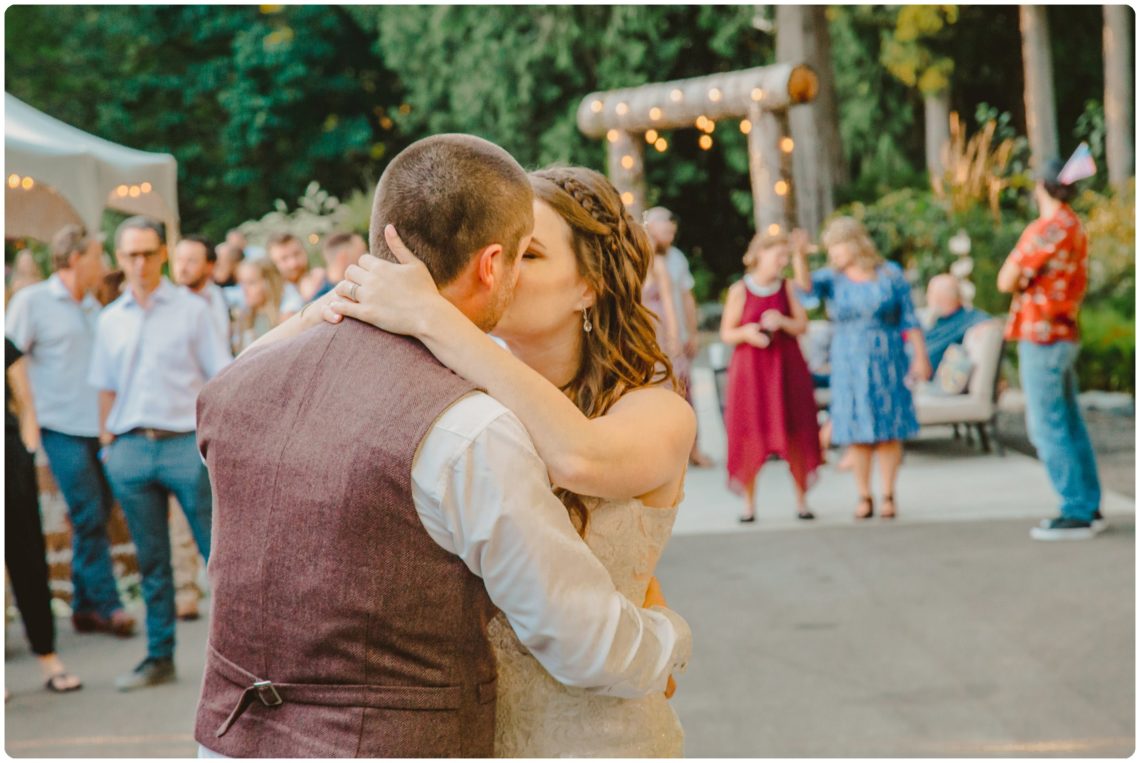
[522,251,542,260]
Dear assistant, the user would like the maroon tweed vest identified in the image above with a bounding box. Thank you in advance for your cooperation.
[193,320,496,758]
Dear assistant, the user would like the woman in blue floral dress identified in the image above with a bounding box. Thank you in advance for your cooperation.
[791,218,932,520]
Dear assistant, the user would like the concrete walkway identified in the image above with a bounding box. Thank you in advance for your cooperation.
[5,366,1134,757]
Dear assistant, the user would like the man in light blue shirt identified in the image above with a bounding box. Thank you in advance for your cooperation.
[88,216,232,692]
[6,224,136,638]
[645,207,714,467]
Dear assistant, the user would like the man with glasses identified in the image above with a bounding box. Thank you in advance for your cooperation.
[88,216,232,691]
[6,224,136,639]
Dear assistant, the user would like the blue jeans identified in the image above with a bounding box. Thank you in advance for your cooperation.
[39,429,124,619]
[103,432,212,659]
[1018,341,1102,521]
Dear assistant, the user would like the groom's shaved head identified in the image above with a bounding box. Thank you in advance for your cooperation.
[370,134,534,287]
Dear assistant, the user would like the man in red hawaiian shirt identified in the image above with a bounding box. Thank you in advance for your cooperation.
[998,159,1103,541]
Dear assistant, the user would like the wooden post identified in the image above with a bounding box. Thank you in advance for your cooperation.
[925,89,951,189]
[606,131,646,219]
[1104,4,1134,190]
[748,102,786,235]
[1020,6,1059,169]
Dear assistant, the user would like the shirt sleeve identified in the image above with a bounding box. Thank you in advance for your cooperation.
[414,401,691,699]
[670,249,696,292]
[1006,220,1057,277]
[809,268,835,301]
[86,314,117,392]
[4,289,35,354]
[192,301,234,380]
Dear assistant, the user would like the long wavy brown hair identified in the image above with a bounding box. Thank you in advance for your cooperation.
[528,166,676,535]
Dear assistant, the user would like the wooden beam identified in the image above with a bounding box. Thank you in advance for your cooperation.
[577,63,818,138]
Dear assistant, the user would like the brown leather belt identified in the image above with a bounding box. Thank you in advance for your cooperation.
[126,427,191,441]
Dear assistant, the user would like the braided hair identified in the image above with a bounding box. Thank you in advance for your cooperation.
[528,166,676,536]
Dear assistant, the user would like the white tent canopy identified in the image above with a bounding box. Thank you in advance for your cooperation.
[5,93,180,244]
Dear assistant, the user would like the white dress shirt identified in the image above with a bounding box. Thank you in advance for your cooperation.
[279,281,304,314]
[5,274,102,437]
[411,392,691,698]
[195,281,234,354]
[88,278,233,435]
[665,246,696,344]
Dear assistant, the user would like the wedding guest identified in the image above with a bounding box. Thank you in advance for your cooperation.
[266,233,311,319]
[721,232,822,522]
[88,216,231,691]
[924,273,989,370]
[5,225,134,638]
[792,220,931,520]
[312,232,367,300]
[645,207,714,467]
[172,235,233,351]
[234,259,283,353]
[6,338,82,694]
[212,241,243,288]
[7,249,43,299]
[999,158,1103,541]
[642,243,684,391]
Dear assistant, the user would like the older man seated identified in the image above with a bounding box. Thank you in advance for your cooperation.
[925,274,990,371]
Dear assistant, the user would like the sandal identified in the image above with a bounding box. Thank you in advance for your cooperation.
[738,513,756,524]
[881,494,897,520]
[45,672,82,693]
[855,496,874,520]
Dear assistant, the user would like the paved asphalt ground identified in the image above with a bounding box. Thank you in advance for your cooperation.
[5,358,1135,757]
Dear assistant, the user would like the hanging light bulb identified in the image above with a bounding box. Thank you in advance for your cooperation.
[620,155,635,170]
[780,137,795,153]
[606,129,620,143]
[8,174,20,189]
[645,129,659,144]
[708,87,722,102]
[767,223,781,236]
[702,120,716,134]
[670,89,683,103]
[774,180,789,196]
[590,99,604,113]
[740,119,752,135]
[751,88,765,102]
[616,102,629,116]
[654,138,668,152]
[129,185,141,197]
[141,182,152,193]
[621,191,635,205]
[649,107,662,121]
[116,185,129,197]
[699,135,713,150]
[20,176,34,190]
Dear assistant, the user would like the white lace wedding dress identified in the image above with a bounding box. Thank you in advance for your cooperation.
[487,496,684,758]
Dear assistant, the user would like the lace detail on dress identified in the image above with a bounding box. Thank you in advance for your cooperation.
[488,498,684,758]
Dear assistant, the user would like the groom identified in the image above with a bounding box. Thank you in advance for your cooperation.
[194,134,691,758]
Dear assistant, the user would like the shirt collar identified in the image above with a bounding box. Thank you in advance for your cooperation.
[122,277,176,308]
[47,273,101,310]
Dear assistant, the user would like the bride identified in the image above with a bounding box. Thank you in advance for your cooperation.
[263,166,694,757]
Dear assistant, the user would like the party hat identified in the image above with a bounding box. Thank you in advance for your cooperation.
[1057,142,1097,185]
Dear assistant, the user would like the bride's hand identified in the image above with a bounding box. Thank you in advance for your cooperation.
[644,577,678,699]
[322,224,445,336]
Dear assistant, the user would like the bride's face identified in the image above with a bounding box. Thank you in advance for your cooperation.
[493,200,592,343]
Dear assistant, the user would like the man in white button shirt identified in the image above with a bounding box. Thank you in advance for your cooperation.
[88,216,233,692]
[6,224,136,638]
[266,232,311,320]
[172,234,234,354]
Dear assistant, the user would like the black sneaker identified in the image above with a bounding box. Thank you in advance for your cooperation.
[1038,511,1107,533]
[115,657,175,692]
[1030,517,1104,542]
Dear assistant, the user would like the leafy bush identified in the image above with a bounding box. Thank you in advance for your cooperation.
[1077,305,1136,394]
[1073,180,1135,317]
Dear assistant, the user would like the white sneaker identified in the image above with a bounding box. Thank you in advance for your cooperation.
[1031,518,1105,541]
[1037,512,1107,532]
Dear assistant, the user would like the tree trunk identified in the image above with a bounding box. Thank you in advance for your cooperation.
[776,4,834,236]
[809,6,847,188]
[925,89,951,190]
[1020,6,1059,169]
[1103,5,1134,190]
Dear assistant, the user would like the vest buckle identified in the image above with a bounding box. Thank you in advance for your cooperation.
[253,679,283,707]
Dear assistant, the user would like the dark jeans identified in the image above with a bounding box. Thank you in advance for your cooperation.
[5,434,56,655]
[103,432,212,660]
[39,429,124,619]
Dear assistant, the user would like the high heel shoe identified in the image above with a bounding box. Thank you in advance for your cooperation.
[881,494,897,520]
[855,495,874,520]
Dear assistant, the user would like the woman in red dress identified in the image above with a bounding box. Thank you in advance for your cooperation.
[720,232,822,522]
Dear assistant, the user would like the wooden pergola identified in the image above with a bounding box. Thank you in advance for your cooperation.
[577,62,818,235]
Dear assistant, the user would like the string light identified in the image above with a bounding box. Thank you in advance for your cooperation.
[308,233,320,244]
[670,89,683,102]
[21,177,34,190]
[695,115,709,131]
[615,102,629,116]
[606,129,620,143]
[590,99,604,113]
[129,185,140,198]
[774,180,789,196]
[621,191,635,205]
[645,129,659,144]
[141,182,152,193]
[708,87,722,102]
[701,120,716,134]
[654,137,668,152]
[768,223,781,236]
[780,137,795,153]
[8,174,20,189]
[116,185,129,197]
[649,107,662,121]
[751,88,765,102]
[620,154,635,170]
[740,120,752,135]
[699,135,713,150]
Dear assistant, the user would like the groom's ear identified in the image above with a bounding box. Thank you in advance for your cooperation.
[473,243,506,290]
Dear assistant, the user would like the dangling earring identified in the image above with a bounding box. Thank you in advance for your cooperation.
[582,306,593,334]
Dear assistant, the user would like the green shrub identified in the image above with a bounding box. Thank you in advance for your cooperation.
[1077,305,1136,394]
